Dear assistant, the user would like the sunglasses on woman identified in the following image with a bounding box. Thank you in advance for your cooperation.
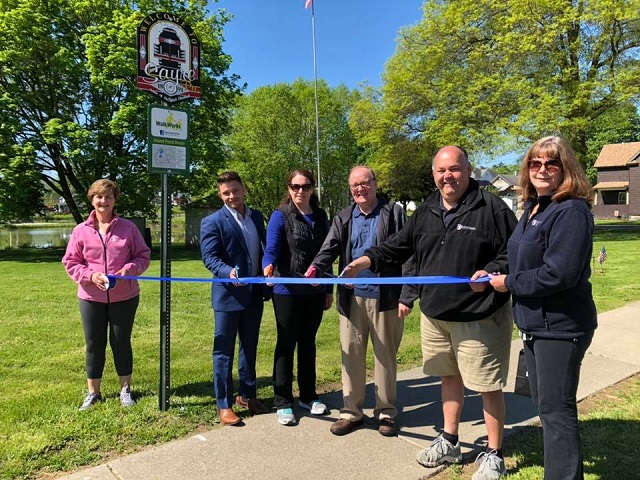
[289,183,313,192]
[529,159,562,173]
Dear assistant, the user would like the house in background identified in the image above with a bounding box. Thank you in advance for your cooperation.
[490,174,519,213]
[472,168,520,213]
[592,142,640,220]
[472,167,498,187]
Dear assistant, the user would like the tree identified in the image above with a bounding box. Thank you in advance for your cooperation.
[225,79,362,217]
[491,162,521,176]
[364,0,640,173]
[0,138,44,223]
[0,0,240,224]
[349,86,437,203]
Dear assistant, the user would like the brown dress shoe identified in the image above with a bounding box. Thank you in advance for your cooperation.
[378,418,397,437]
[218,408,242,426]
[330,418,364,436]
[235,396,269,415]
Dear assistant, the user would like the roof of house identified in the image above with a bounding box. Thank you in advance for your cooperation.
[491,174,519,186]
[593,181,629,190]
[593,142,640,168]
[472,168,498,182]
[500,174,519,185]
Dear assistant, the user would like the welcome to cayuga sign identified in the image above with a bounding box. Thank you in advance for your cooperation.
[137,12,201,104]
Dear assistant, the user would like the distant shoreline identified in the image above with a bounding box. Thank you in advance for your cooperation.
[3,222,76,229]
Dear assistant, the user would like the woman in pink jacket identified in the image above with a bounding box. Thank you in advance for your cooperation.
[62,179,151,411]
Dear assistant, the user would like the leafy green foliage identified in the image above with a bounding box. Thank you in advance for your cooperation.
[490,162,521,176]
[0,0,240,224]
[351,0,640,184]
[349,86,438,202]
[225,79,362,217]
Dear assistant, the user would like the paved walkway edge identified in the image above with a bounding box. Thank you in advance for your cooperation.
[56,302,640,480]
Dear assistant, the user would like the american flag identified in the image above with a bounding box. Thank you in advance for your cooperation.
[598,246,607,265]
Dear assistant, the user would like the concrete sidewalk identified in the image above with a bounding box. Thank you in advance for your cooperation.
[57,301,640,480]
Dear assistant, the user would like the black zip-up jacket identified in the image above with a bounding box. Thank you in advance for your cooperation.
[505,197,597,338]
[311,197,418,317]
[366,180,517,322]
[277,203,329,295]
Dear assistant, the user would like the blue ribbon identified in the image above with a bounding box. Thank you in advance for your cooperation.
[109,274,489,285]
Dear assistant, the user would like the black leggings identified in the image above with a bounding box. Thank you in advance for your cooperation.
[79,296,139,379]
[272,292,325,408]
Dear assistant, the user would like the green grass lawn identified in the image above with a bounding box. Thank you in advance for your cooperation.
[0,228,637,479]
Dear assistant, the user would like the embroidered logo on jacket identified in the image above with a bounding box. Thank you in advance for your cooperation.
[456,224,477,231]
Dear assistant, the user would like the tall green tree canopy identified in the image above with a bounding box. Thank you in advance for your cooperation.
[0,0,240,223]
[226,79,362,217]
[352,0,640,183]
[349,86,437,203]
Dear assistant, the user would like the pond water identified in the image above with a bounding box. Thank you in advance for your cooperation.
[0,227,74,249]
[0,225,185,249]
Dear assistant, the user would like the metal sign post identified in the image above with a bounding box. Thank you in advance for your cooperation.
[159,173,171,410]
[138,12,200,411]
[146,104,190,411]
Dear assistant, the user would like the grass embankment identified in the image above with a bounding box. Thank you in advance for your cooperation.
[0,228,638,479]
[431,373,640,480]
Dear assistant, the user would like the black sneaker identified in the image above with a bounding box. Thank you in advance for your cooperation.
[79,392,103,411]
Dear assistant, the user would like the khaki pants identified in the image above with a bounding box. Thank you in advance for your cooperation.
[339,296,404,421]
[421,301,513,392]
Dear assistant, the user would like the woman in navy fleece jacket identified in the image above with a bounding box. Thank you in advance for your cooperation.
[490,136,596,480]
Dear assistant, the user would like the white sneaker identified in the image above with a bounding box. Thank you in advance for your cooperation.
[79,392,102,411]
[416,435,462,467]
[298,400,328,415]
[120,385,136,407]
[471,450,507,480]
[276,408,297,426]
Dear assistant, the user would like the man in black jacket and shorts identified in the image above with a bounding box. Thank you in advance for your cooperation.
[340,147,517,480]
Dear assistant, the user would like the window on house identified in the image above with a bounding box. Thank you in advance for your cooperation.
[601,190,627,205]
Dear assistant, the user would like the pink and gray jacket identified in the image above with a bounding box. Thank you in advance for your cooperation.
[62,210,151,303]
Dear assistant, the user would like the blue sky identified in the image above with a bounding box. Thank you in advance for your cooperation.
[211,0,425,91]
[209,1,519,165]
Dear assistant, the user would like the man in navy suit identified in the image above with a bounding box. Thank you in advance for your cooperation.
[200,171,269,426]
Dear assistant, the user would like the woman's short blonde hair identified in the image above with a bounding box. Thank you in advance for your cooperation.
[87,179,120,203]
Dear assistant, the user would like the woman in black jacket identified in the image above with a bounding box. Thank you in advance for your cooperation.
[262,169,332,426]
[490,136,597,480]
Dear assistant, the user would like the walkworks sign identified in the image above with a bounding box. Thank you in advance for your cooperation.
[148,105,190,175]
[137,12,201,103]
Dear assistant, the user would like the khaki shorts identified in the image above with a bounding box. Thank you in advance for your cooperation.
[421,301,513,392]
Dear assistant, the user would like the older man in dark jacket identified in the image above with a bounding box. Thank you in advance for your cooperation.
[307,166,417,437]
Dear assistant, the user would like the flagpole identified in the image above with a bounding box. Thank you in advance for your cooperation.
[310,0,322,203]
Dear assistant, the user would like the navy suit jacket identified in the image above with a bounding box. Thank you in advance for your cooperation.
[200,205,267,311]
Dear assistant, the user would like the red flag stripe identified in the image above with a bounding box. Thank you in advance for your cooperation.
[305,0,313,9]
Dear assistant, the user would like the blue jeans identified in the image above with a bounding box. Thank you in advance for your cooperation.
[523,331,594,480]
[212,299,264,409]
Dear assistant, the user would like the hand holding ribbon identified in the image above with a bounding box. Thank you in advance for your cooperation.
[263,264,275,287]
